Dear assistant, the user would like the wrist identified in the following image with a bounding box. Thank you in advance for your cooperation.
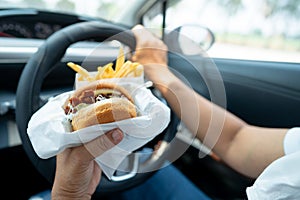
[144,65,178,94]
[144,64,170,81]
[51,185,92,200]
[51,192,92,200]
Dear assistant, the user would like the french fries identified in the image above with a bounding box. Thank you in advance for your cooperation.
[67,62,94,81]
[67,46,143,81]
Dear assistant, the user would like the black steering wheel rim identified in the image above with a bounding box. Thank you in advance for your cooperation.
[16,21,179,195]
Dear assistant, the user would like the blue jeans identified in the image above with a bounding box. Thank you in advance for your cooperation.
[30,164,210,200]
[112,164,211,200]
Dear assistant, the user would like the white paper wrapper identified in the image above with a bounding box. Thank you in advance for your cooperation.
[27,75,170,179]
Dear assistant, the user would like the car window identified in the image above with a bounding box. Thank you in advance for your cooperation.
[0,0,128,22]
[143,0,300,63]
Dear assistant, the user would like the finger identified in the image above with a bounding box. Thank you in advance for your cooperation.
[132,25,153,42]
[131,25,144,43]
[132,27,166,49]
[132,24,144,31]
[131,54,137,62]
[77,129,124,162]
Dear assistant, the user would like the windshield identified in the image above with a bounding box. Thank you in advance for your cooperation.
[0,0,129,22]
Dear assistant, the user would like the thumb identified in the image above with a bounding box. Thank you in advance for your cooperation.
[82,129,124,161]
[132,24,144,31]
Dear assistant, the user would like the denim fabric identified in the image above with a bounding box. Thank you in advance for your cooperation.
[111,164,211,200]
[30,164,210,200]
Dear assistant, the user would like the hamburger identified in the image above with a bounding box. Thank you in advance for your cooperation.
[63,82,137,131]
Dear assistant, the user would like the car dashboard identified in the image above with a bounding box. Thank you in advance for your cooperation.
[0,8,123,148]
[0,8,99,38]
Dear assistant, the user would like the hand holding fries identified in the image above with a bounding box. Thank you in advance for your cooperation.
[67,46,143,81]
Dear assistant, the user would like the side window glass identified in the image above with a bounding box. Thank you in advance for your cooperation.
[143,0,300,63]
[142,3,164,38]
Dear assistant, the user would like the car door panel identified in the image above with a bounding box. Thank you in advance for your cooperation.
[215,58,300,127]
[168,54,300,128]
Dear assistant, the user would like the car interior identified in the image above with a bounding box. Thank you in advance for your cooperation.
[1,0,300,199]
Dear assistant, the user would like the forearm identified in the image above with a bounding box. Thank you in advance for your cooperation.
[224,126,287,178]
[147,66,245,154]
[148,67,287,178]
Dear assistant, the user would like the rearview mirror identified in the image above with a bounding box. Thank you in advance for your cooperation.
[164,24,215,55]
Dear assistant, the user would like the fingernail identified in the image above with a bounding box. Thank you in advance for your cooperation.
[111,129,123,144]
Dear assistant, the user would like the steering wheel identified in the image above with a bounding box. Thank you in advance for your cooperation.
[16,21,180,195]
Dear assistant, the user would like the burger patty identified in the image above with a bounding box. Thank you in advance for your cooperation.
[64,89,126,115]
